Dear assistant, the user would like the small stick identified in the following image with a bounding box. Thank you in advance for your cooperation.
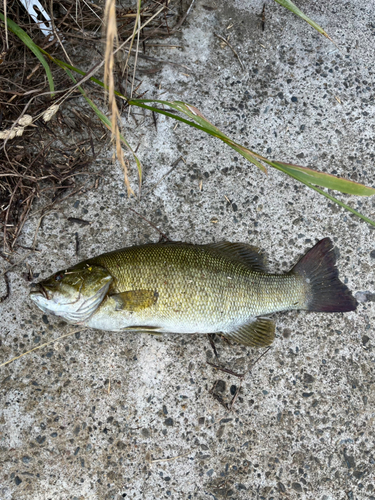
[228,383,242,411]
[152,110,157,131]
[0,329,84,368]
[208,346,271,411]
[75,232,80,255]
[214,33,245,71]
[0,272,10,303]
[128,207,171,241]
[67,217,91,226]
[142,156,183,196]
[207,361,244,379]
[207,333,218,358]
[248,346,272,372]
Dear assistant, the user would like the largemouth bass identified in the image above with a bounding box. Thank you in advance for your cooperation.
[29,238,357,347]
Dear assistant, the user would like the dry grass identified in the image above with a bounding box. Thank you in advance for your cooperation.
[104,0,134,196]
[0,0,190,249]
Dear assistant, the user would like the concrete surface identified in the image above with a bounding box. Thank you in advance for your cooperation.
[1,1,375,499]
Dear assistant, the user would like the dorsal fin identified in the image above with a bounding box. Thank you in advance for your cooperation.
[204,242,267,272]
[223,318,275,347]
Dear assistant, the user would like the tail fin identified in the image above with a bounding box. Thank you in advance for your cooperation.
[292,238,357,312]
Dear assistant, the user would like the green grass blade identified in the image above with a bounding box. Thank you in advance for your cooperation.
[271,161,375,196]
[129,98,375,225]
[0,13,55,96]
[306,184,375,227]
[274,0,333,41]
[64,68,142,185]
[271,164,375,227]
[37,48,121,96]
[30,48,374,226]
[128,99,268,173]
[129,99,375,198]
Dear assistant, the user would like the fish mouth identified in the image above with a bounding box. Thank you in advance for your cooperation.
[30,283,50,300]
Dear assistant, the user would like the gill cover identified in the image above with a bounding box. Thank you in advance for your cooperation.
[30,263,113,323]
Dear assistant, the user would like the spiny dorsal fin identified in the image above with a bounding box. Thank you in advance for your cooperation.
[223,318,275,347]
[110,290,158,312]
[204,242,267,272]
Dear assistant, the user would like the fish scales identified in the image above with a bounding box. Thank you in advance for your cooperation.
[29,238,358,347]
[86,243,306,333]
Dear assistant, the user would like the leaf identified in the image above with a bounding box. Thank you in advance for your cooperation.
[130,99,375,196]
[272,166,375,228]
[270,161,375,196]
[274,0,333,41]
[127,99,375,227]
[29,47,375,227]
[84,96,142,187]
[63,68,142,187]
[128,99,268,173]
[0,13,55,97]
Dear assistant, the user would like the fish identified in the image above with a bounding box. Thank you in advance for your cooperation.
[29,238,357,347]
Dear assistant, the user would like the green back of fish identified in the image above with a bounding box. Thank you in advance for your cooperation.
[31,238,357,347]
[85,242,305,337]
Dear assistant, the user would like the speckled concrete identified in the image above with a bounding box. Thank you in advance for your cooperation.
[1,1,375,499]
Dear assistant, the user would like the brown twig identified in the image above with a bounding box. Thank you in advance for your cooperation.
[261,3,266,32]
[0,328,85,368]
[0,271,10,303]
[128,207,171,241]
[207,361,244,379]
[208,345,271,411]
[214,33,245,71]
[207,333,219,358]
[248,346,272,372]
[142,156,183,196]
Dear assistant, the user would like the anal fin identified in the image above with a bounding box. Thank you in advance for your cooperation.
[223,318,275,347]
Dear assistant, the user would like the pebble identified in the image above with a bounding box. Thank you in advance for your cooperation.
[216,380,226,393]
[303,373,315,384]
[292,482,303,492]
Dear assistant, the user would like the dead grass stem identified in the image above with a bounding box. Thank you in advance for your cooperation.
[0,0,190,250]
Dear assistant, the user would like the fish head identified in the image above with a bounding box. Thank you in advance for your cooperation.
[29,263,113,323]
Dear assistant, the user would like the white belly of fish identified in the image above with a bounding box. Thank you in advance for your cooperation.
[83,294,247,334]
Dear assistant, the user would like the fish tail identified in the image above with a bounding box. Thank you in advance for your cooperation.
[291,238,357,312]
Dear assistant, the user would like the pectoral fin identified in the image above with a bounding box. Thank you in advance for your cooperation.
[110,290,158,312]
[223,318,275,347]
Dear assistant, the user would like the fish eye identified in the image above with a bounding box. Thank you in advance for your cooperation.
[55,272,64,281]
